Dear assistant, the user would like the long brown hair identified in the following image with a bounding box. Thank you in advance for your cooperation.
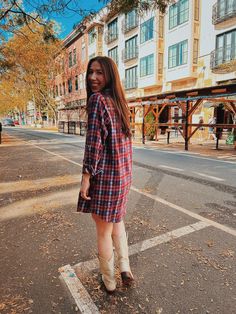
[86,56,131,137]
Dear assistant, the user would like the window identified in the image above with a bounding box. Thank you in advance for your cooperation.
[169,0,189,29]
[140,54,154,77]
[217,0,236,18]
[215,29,236,65]
[125,10,138,31]
[56,85,59,97]
[69,51,73,67]
[73,48,76,65]
[89,53,95,60]
[108,46,118,65]
[158,53,163,74]
[79,73,86,89]
[81,45,86,61]
[159,15,164,38]
[63,82,66,95]
[88,28,96,45]
[168,40,188,68]
[68,78,72,93]
[62,58,65,72]
[179,0,189,24]
[59,83,62,96]
[125,36,138,60]
[140,17,154,44]
[125,66,138,89]
[108,18,118,42]
[169,4,178,29]
[75,75,79,91]
[193,39,199,64]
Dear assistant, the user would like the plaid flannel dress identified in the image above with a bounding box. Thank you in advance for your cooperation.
[77,92,132,223]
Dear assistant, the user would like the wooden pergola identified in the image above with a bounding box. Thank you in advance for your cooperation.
[128,83,236,150]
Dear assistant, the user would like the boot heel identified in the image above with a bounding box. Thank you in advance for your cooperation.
[121,271,134,286]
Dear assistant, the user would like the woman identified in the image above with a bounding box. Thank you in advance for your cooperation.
[77,56,133,293]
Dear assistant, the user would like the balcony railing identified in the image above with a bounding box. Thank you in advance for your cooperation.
[212,2,236,24]
[122,46,139,62]
[122,77,138,90]
[104,31,118,44]
[121,16,139,33]
[210,45,236,70]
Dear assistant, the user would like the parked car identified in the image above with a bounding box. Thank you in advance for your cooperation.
[14,120,20,125]
[2,118,15,126]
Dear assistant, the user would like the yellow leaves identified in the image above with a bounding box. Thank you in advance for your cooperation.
[0,23,61,114]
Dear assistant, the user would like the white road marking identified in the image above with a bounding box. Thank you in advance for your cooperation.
[60,221,208,313]
[193,172,224,182]
[159,165,184,172]
[133,146,236,164]
[26,143,236,237]
[73,221,209,272]
[59,264,99,313]
[5,140,233,311]
[30,144,82,166]
[131,186,236,237]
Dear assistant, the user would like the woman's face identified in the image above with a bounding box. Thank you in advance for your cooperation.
[88,61,106,92]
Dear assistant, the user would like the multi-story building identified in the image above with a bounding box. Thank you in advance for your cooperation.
[51,22,88,132]
[199,0,236,86]
[53,0,236,141]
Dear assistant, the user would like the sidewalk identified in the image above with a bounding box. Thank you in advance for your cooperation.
[133,134,236,159]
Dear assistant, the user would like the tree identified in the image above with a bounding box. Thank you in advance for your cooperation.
[0,0,170,40]
[0,22,61,124]
[106,0,172,15]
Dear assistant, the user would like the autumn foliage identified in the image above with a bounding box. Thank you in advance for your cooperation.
[0,23,61,123]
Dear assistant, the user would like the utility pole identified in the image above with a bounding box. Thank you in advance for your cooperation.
[0,122,2,144]
[185,100,189,151]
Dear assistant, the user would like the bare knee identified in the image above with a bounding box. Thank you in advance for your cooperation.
[92,214,113,237]
[112,220,125,237]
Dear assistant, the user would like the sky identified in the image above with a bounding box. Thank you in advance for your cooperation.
[24,0,105,39]
[51,0,105,38]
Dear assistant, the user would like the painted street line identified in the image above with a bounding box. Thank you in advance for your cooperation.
[73,221,209,272]
[159,165,184,172]
[192,172,224,182]
[29,144,82,166]
[133,146,236,164]
[131,186,236,237]
[59,264,99,314]
[27,144,236,237]
[59,221,209,313]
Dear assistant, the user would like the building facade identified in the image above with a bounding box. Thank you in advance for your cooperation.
[52,0,236,139]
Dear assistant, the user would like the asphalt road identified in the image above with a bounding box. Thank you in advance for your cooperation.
[0,127,235,314]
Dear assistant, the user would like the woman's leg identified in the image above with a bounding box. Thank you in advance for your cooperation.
[112,219,125,237]
[92,213,116,292]
[92,213,113,260]
[112,220,134,285]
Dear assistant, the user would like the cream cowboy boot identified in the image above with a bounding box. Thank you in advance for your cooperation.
[98,253,116,293]
[112,232,134,286]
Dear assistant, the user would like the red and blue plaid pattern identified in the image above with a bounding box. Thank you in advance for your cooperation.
[77,92,132,223]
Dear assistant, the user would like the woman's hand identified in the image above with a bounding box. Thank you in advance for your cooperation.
[80,173,91,200]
